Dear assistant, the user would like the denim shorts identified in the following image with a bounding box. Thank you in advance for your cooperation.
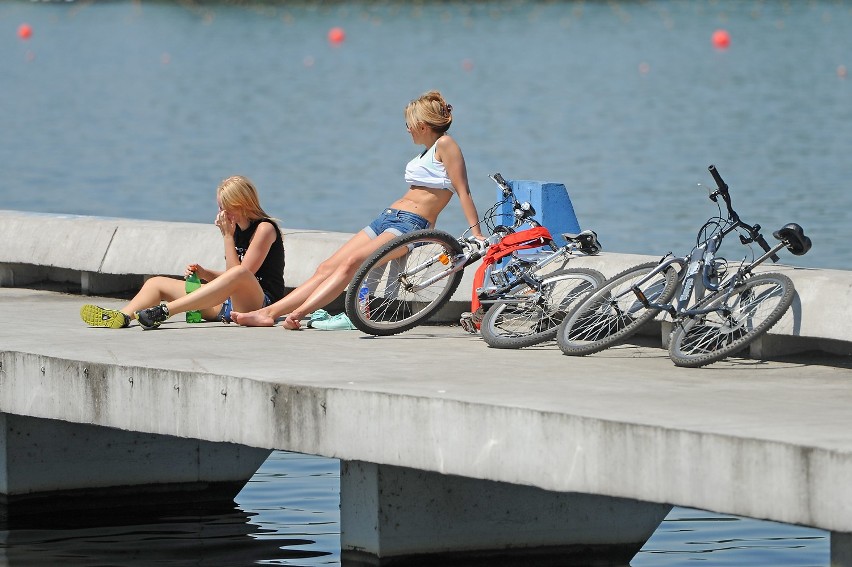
[218,293,272,323]
[364,209,430,239]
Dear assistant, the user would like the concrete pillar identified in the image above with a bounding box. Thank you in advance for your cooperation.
[0,413,270,509]
[340,460,670,566]
[833,532,852,567]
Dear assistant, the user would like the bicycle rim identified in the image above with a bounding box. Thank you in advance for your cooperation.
[480,268,604,349]
[668,273,795,368]
[556,261,679,356]
[344,229,465,336]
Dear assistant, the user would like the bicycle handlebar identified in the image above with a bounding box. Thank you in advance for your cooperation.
[707,164,736,220]
[488,172,541,229]
[706,164,780,262]
[490,173,512,197]
[708,164,728,194]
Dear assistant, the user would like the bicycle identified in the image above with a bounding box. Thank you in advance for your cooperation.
[344,173,605,338]
[555,165,812,368]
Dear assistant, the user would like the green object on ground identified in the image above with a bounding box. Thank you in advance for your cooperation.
[185,272,203,323]
[311,313,356,331]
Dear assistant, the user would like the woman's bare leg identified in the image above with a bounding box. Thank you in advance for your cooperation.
[280,232,399,330]
[231,231,374,326]
[163,265,264,318]
[122,277,186,316]
[232,231,397,328]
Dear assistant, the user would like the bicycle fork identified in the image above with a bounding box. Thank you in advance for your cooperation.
[398,250,473,293]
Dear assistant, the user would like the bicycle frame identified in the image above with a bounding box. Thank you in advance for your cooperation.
[683,238,788,319]
[395,246,471,293]
[470,226,558,312]
[463,173,603,313]
[627,165,791,321]
[480,243,576,299]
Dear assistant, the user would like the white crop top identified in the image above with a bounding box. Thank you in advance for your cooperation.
[404,141,455,193]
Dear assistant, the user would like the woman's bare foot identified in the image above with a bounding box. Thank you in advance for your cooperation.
[282,314,303,330]
[231,309,276,327]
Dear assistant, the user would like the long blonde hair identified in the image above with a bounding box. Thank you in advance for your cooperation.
[217,175,274,221]
[404,90,453,133]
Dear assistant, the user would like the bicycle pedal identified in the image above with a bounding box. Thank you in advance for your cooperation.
[459,308,485,334]
[459,313,478,334]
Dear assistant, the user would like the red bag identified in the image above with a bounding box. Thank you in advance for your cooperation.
[470,226,554,317]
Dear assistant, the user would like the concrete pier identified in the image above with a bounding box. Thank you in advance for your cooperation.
[340,461,670,565]
[0,286,851,564]
[1,210,852,564]
[0,413,269,497]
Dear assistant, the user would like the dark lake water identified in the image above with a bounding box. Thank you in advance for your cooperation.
[1,0,844,564]
[0,451,827,566]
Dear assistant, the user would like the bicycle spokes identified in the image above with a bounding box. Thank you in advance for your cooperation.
[669,275,793,364]
[567,298,635,342]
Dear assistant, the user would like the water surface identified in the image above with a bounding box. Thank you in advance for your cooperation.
[2,0,850,269]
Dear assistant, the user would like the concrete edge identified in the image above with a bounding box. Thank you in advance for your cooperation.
[2,209,851,352]
[1,349,848,533]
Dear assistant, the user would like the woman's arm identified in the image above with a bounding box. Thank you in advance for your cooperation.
[437,136,483,238]
[238,221,278,275]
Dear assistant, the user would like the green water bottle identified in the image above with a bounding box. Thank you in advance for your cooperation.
[185,272,203,323]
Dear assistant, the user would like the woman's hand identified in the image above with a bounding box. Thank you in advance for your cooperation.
[185,263,212,282]
[215,210,236,238]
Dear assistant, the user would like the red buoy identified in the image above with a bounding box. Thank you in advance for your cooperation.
[328,27,345,45]
[18,23,33,40]
[712,29,731,50]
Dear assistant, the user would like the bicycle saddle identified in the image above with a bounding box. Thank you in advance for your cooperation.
[563,229,602,255]
[773,222,812,256]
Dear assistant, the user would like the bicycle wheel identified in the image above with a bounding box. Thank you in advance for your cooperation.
[480,268,604,349]
[556,261,680,356]
[668,272,794,368]
[344,229,465,336]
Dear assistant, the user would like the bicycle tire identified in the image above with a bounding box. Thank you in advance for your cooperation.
[668,272,795,368]
[556,261,680,356]
[480,268,605,349]
[344,229,465,336]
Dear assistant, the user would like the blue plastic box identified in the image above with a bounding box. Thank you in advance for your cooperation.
[497,180,581,239]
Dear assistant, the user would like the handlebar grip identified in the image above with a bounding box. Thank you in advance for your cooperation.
[708,164,728,192]
[492,172,509,188]
[756,234,781,263]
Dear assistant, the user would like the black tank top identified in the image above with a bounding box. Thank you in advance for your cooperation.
[234,218,286,302]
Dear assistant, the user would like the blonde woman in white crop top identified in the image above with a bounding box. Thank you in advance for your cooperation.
[231,90,483,330]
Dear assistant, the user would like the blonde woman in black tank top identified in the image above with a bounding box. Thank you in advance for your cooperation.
[80,176,285,329]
